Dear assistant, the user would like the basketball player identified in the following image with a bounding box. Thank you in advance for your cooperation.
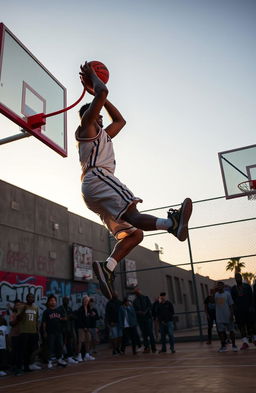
[76,61,193,299]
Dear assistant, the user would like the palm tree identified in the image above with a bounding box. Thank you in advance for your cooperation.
[226,257,245,274]
[241,272,255,285]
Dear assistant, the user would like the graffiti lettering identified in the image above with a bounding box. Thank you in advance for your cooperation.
[0,272,108,322]
[6,250,34,272]
[37,256,55,275]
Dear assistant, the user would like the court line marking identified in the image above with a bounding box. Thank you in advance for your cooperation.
[91,370,168,393]
[1,362,256,390]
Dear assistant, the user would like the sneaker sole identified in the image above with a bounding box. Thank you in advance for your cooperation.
[93,261,112,299]
[176,198,193,241]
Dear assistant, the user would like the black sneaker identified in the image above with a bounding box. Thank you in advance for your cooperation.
[167,198,192,241]
[93,261,114,299]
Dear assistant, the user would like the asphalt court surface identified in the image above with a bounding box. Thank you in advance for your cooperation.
[1,341,256,393]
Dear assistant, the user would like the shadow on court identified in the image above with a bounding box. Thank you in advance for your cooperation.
[1,341,256,393]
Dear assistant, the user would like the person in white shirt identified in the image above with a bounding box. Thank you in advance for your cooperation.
[215,282,237,352]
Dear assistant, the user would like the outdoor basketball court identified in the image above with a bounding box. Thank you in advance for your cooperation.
[1,21,256,393]
[0,342,256,393]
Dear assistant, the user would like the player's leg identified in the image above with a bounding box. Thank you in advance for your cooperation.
[93,229,143,300]
[122,198,193,242]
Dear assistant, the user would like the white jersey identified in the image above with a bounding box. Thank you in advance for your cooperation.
[76,124,142,240]
[76,127,116,175]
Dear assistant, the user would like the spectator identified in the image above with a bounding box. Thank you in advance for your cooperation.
[0,315,9,377]
[133,287,156,353]
[75,296,95,362]
[119,298,138,355]
[87,298,99,354]
[152,297,160,342]
[157,292,175,354]
[58,297,77,364]
[215,281,238,353]
[204,289,216,345]
[42,295,67,369]
[105,292,123,355]
[17,293,41,371]
[231,273,256,349]
[9,300,23,376]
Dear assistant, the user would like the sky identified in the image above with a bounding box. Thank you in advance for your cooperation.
[0,0,255,280]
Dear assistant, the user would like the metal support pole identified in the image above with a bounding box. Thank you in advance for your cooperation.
[0,130,31,145]
[187,232,204,340]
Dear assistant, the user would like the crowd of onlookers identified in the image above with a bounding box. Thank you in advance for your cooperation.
[0,287,176,376]
[1,273,256,377]
[0,293,100,376]
[204,274,256,352]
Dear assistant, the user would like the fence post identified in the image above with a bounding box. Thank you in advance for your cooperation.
[187,232,204,341]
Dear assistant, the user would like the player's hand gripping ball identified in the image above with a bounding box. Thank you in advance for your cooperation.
[80,61,109,92]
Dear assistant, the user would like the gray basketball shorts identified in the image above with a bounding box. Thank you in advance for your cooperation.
[82,167,142,240]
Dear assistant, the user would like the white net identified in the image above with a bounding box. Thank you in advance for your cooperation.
[238,180,256,201]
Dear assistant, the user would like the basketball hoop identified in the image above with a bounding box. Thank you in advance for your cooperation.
[238,180,256,200]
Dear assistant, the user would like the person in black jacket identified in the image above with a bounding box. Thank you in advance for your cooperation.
[133,287,156,353]
[157,292,175,353]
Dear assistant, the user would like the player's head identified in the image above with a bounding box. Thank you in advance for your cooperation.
[26,293,35,305]
[216,281,224,293]
[47,294,57,308]
[79,104,103,127]
[79,103,90,118]
[159,292,166,302]
[134,287,142,296]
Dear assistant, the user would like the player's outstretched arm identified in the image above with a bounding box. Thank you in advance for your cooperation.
[79,61,108,138]
[104,99,126,139]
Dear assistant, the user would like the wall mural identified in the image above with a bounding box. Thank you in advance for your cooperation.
[0,271,108,327]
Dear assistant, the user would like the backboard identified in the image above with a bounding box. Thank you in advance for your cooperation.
[0,23,67,157]
[218,144,256,199]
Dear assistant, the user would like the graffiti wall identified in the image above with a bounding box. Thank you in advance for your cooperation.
[0,271,108,324]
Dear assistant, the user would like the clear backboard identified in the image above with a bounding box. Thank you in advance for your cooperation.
[218,144,256,199]
[0,23,67,157]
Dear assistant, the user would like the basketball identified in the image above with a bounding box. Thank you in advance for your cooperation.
[89,61,109,84]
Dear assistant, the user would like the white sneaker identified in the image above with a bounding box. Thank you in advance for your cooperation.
[29,363,42,371]
[232,345,238,352]
[0,371,7,376]
[67,357,78,364]
[218,346,228,353]
[85,353,95,361]
[48,361,53,369]
[75,353,83,362]
[57,358,67,367]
